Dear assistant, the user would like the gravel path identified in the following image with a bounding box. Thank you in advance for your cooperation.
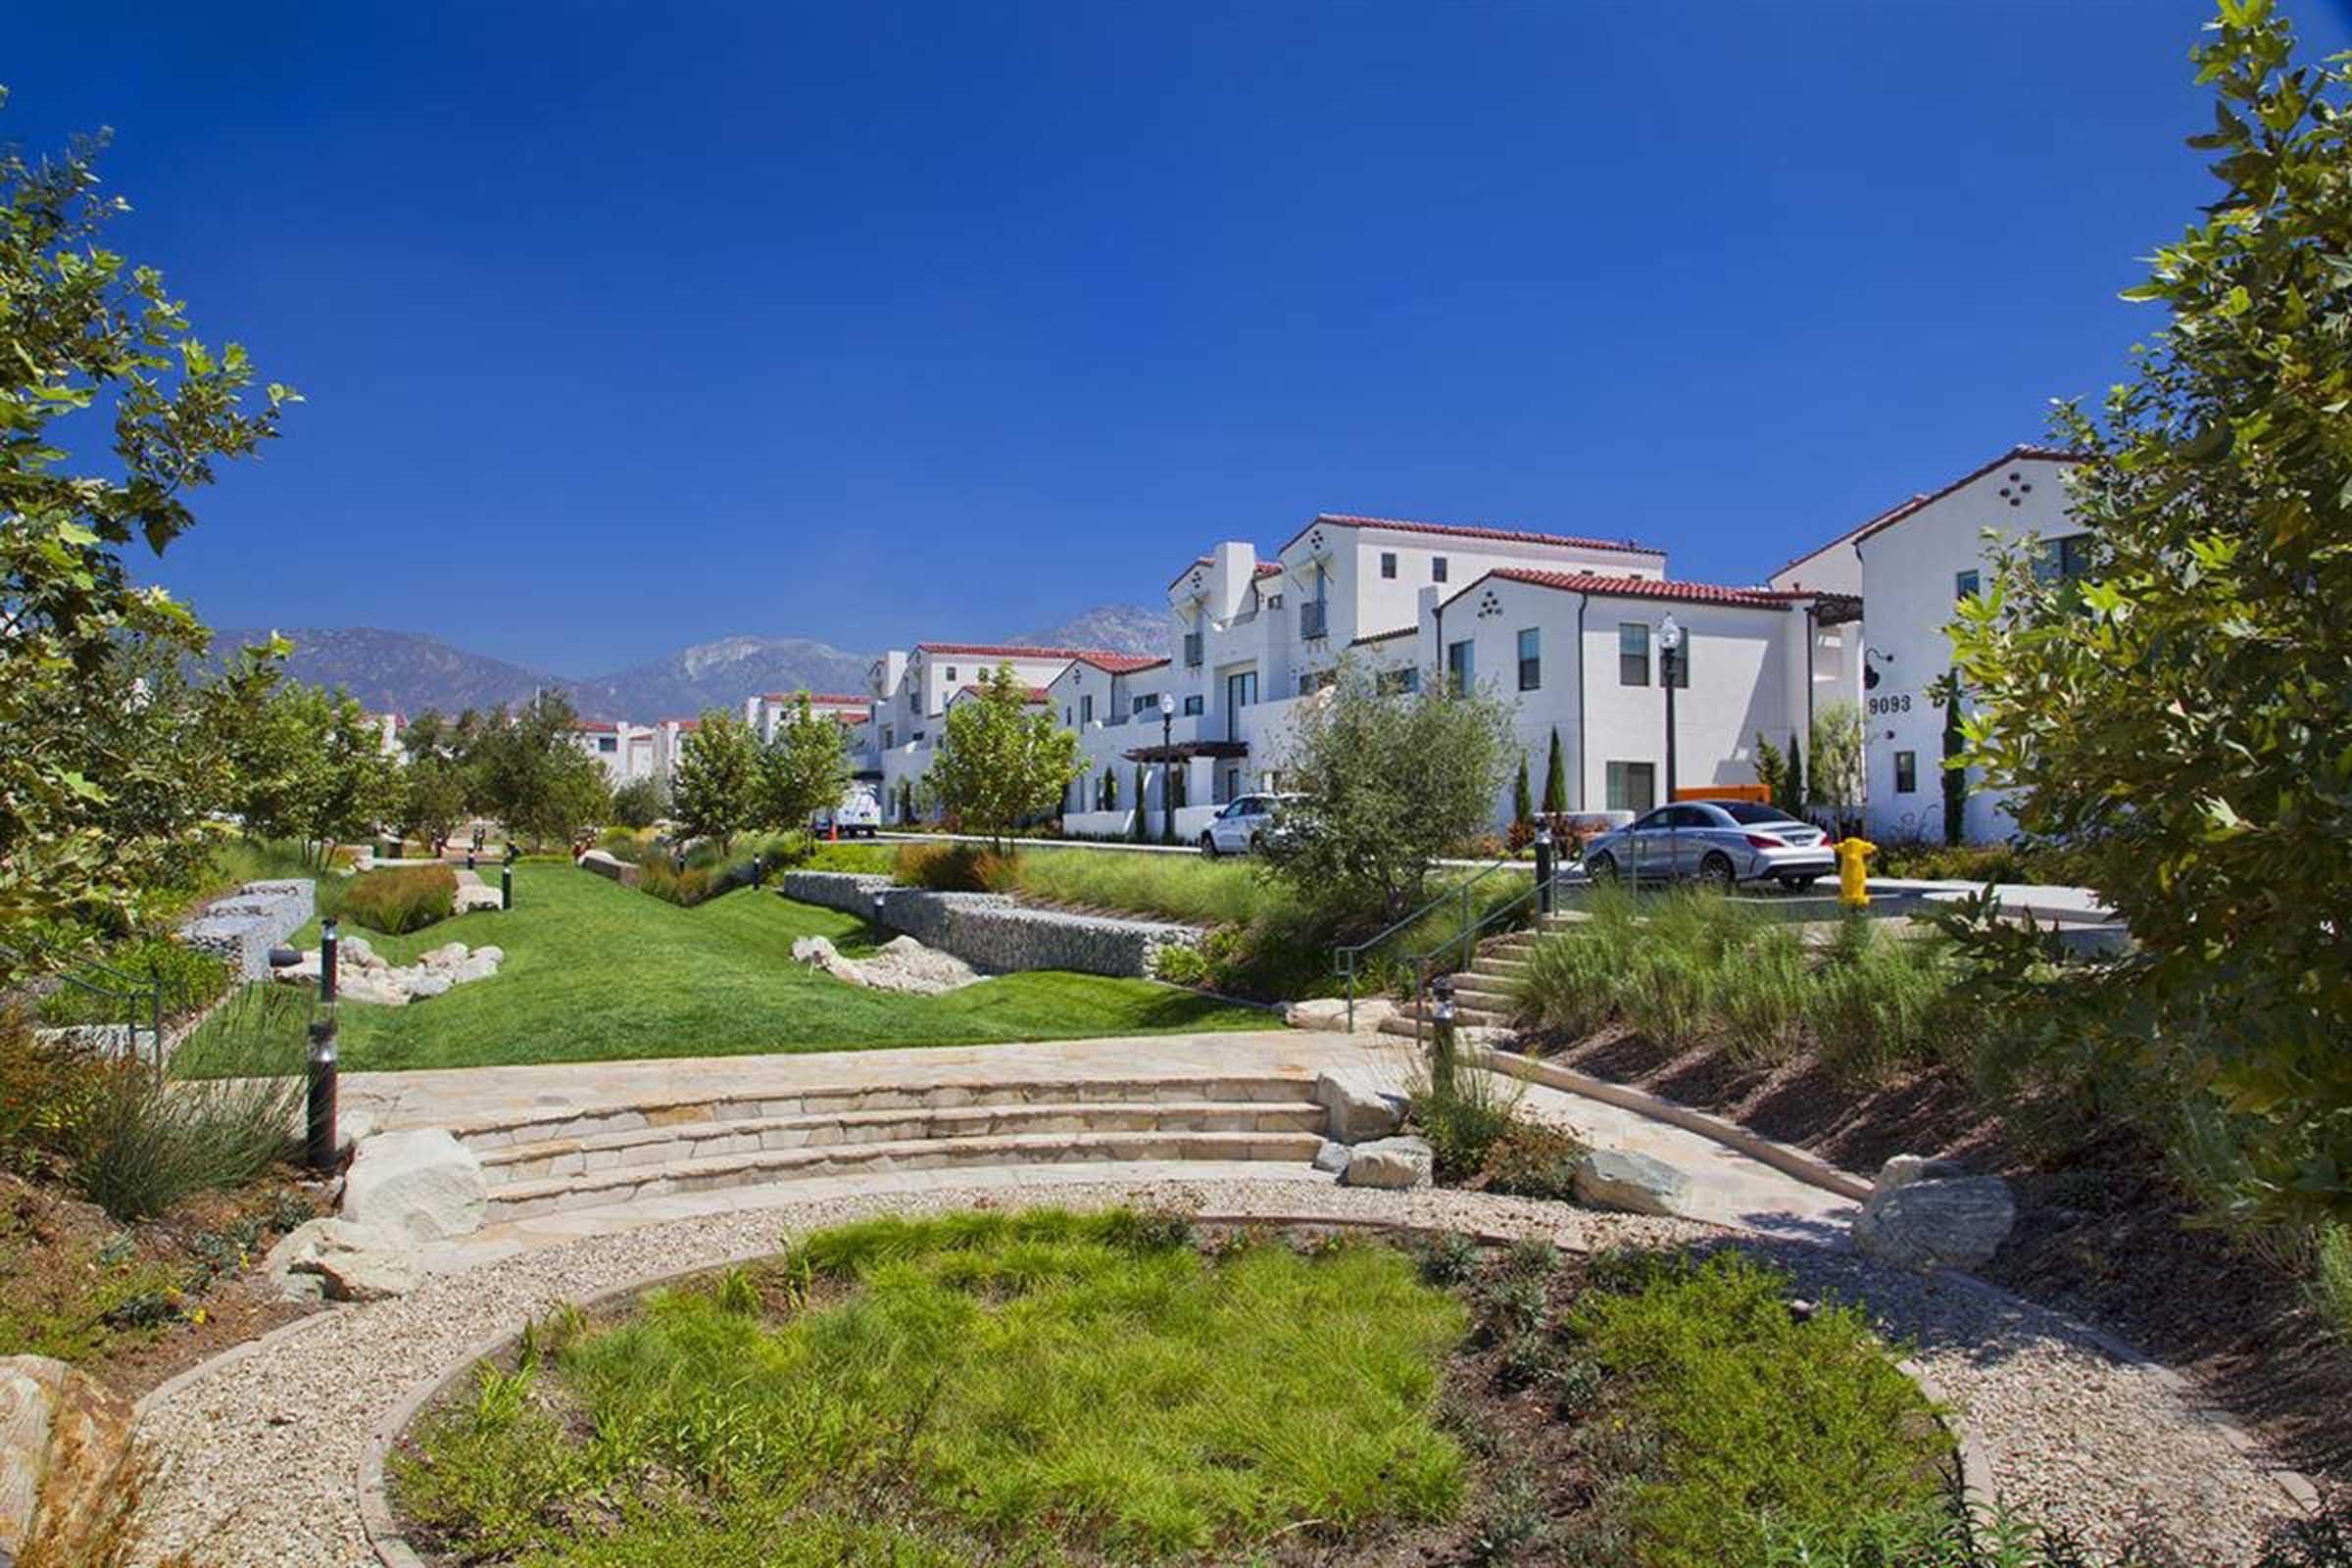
[133,1176,2298,1566]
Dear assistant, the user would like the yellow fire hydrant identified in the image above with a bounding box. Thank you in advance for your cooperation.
[1837,836,1878,909]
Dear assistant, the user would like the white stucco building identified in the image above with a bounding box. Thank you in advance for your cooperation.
[569,719,660,788]
[743,691,871,745]
[1780,444,2085,844]
[864,643,1128,821]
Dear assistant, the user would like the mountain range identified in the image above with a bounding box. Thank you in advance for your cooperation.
[211,604,1168,722]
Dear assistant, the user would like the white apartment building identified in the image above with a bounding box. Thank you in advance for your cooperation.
[569,719,660,788]
[743,691,871,745]
[864,643,1123,820]
[1778,443,2084,844]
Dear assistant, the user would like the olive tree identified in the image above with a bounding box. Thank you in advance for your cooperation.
[1947,0,2352,1225]
[760,694,853,836]
[669,710,763,852]
[923,662,1081,851]
[1261,660,1517,924]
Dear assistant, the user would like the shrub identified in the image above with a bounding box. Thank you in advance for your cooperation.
[893,841,996,892]
[2311,1221,2352,1348]
[36,937,231,1029]
[342,864,458,935]
[1473,1119,1587,1202]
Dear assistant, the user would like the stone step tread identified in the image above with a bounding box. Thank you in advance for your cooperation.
[486,1129,1329,1217]
[478,1100,1328,1176]
[452,1075,1315,1150]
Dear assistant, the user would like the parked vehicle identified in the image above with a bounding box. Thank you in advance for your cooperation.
[811,786,883,839]
[1580,800,1833,890]
[1199,793,1304,857]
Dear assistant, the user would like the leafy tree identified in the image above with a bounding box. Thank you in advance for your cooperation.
[1785,728,1807,818]
[1101,766,1118,811]
[1947,2,2352,1225]
[0,91,295,941]
[1808,701,1863,821]
[400,759,468,851]
[305,689,403,852]
[470,693,610,849]
[1262,660,1517,923]
[1541,727,1568,816]
[670,710,763,852]
[1131,763,1149,842]
[924,662,1082,852]
[1938,685,1967,847]
[610,775,669,829]
[1511,755,1534,828]
[760,694,852,836]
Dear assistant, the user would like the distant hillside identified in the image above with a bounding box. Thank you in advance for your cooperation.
[1009,604,1167,656]
[562,636,874,720]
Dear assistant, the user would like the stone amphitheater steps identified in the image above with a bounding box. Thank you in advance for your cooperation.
[450,1073,1330,1222]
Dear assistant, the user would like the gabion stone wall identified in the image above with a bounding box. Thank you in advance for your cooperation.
[179,878,316,980]
[776,871,1200,979]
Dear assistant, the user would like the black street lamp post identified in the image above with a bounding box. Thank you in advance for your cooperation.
[1156,693,1177,846]
[1658,613,1683,803]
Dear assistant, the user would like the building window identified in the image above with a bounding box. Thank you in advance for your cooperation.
[1432,556,1448,583]
[1619,622,1650,686]
[1380,552,1397,579]
[1955,568,1981,600]
[883,725,894,748]
[1298,668,1335,696]
[1446,639,1474,696]
[2036,534,2095,585]
[1894,751,1918,795]
[1183,694,1203,715]
[1516,627,1541,691]
[1063,707,1072,726]
[598,736,616,753]
[1133,694,1154,714]
[1081,695,1093,723]
[944,666,957,682]
[1606,760,1656,814]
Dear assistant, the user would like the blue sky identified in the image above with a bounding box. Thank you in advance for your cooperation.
[13,1,2350,674]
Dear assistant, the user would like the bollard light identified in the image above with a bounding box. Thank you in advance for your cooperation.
[1430,973,1457,1029]
[501,864,514,910]
[1534,822,1555,915]
[466,849,476,872]
[319,916,339,1006]
[306,1014,339,1173]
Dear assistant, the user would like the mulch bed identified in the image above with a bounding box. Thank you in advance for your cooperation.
[1533,1024,2352,1487]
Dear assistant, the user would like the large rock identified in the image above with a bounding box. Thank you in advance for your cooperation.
[0,1355,135,1566]
[1314,1071,1405,1144]
[341,1128,487,1242]
[791,933,981,996]
[1285,998,1397,1034]
[1850,1154,2016,1271]
[1342,1136,1434,1190]
[1573,1149,1693,1216]
[1311,1139,1350,1175]
[264,1217,418,1302]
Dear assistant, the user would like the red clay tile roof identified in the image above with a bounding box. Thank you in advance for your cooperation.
[1164,554,1281,590]
[1281,513,1662,559]
[759,691,869,705]
[1456,569,1791,612]
[952,683,1051,703]
[572,720,618,732]
[915,642,1119,662]
[1777,444,2084,578]
[1074,653,1170,674]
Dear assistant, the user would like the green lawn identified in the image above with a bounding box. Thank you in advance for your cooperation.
[182,864,1268,1074]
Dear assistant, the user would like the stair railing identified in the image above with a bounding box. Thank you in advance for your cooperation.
[1400,858,1577,1044]
[1332,852,1550,1032]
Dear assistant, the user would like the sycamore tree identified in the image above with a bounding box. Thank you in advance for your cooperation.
[470,693,609,849]
[760,694,852,835]
[0,90,296,941]
[924,662,1081,852]
[670,710,763,852]
[1947,0,2352,1225]
[1262,659,1517,924]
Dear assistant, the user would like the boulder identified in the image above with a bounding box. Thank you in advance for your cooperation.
[455,885,505,912]
[341,1128,487,1242]
[0,1355,135,1567]
[406,972,454,1000]
[1342,1136,1434,1191]
[337,968,412,1006]
[1311,1139,1350,1176]
[338,935,382,970]
[1572,1149,1693,1216]
[1313,1072,1406,1144]
[1284,998,1397,1034]
[264,1217,417,1301]
[1851,1155,2015,1272]
[417,942,469,969]
[447,953,500,985]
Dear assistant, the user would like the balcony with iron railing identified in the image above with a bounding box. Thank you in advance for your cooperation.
[1299,602,1329,641]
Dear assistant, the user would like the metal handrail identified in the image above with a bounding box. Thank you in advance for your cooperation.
[1400,865,1567,1044]
[1332,853,1530,1030]
[0,940,170,1073]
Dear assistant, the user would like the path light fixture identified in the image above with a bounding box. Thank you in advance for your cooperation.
[501,863,514,910]
[306,917,340,1172]
[1156,692,1177,846]
[1658,614,1683,802]
[1534,821,1554,915]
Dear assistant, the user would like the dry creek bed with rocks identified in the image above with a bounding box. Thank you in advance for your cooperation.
[133,1176,2302,1567]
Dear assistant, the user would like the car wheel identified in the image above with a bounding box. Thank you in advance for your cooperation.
[1587,851,1618,884]
[1200,832,1218,858]
[1249,833,1263,855]
[1700,852,1738,892]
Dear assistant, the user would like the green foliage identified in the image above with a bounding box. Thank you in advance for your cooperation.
[891,841,998,892]
[669,710,764,852]
[342,864,457,935]
[1514,888,1983,1080]
[397,1208,1468,1563]
[213,654,402,858]
[609,775,669,830]
[1542,726,1568,816]
[1809,700,1863,817]
[35,937,230,1028]
[398,758,467,850]
[1865,840,2086,885]
[1568,1250,1948,1568]
[1945,7,2352,1225]
[2310,1220,2352,1347]
[1512,754,1534,828]
[0,92,297,942]
[1262,659,1519,923]
[1938,686,1968,847]
[467,692,612,849]
[924,663,1083,850]
[1132,762,1149,842]
[759,694,852,837]
[1756,1498,2352,1568]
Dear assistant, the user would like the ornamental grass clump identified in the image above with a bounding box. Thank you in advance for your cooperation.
[341,863,457,935]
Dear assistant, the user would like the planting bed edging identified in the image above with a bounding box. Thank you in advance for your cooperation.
[781,872,1201,979]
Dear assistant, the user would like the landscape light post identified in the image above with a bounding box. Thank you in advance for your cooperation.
[1534,821,1554,915]
[501,863,514,910]
[1156,693,1176,846]
[310,917,340,1172]
[1658,614,1683,803]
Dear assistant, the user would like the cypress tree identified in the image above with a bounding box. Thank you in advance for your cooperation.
[1941,688,1968,845]
[1512,755,1534,827]
[1133,763,1149,842]
[1787,728,1807,818]
[1541,726,1568,815]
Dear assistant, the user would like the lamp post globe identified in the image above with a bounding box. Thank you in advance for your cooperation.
[1657,614,1682,803]
[1155,692,1177,845]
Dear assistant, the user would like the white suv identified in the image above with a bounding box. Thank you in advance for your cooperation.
[1199,793,1302,857]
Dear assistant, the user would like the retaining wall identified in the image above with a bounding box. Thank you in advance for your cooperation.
[179,878,316,980]
[777,872,1200,979]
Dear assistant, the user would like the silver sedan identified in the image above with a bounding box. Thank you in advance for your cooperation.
[1580,801,1834,891]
